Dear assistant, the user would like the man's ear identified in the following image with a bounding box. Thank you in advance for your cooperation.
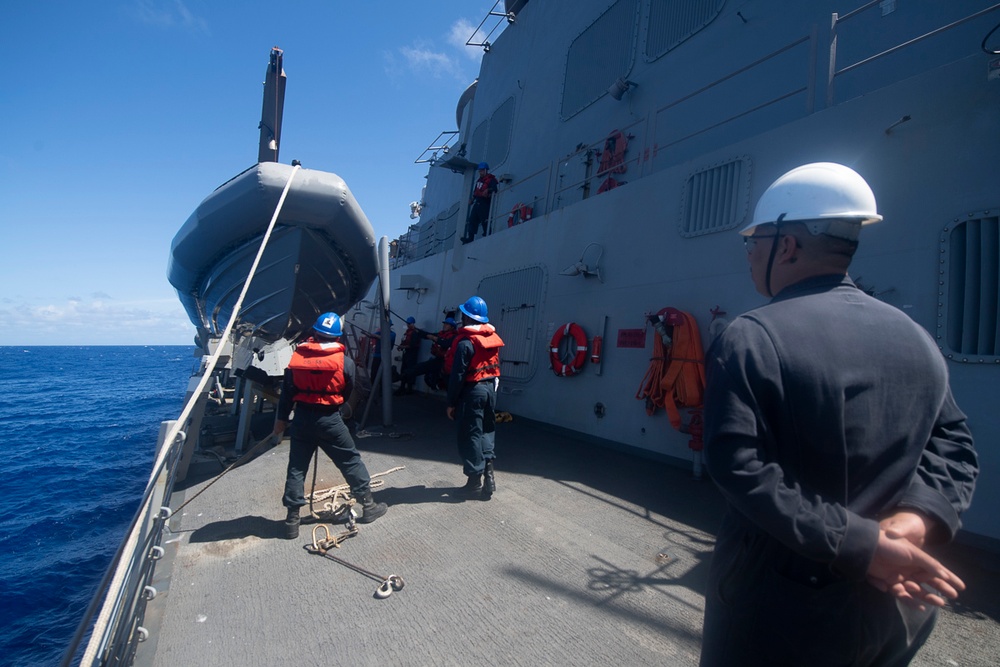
[776,234,800,264]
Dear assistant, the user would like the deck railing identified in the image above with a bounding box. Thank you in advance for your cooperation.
[60,420,185,667]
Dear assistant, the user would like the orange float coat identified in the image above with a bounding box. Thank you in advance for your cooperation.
[443,324,504,382]
[287,340,347,406]
[636,309,706,430]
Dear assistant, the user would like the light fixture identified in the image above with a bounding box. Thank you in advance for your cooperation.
[259,122,278,151]
[559,243,604,282]
[608,77,637,101]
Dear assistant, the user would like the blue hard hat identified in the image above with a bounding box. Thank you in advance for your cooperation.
[477,162,489,170]
[313,312,343,337]
[459,296,489,323]
[406,316,415,324]
[443,317,457,326]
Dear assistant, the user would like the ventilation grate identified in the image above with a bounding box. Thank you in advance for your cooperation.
[679,157,752,237]
[939,213,1000,362]
[645,0,725,62]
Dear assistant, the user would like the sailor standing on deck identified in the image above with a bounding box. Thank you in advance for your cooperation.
[395,316,422,395]
[273,312,388,539]
[699,163,978,666]
[401,316,458,391]
[444,296,504,500]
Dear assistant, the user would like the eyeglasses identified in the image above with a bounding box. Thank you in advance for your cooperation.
[743,234,778,252]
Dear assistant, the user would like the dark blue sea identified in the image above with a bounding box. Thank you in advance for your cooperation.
[0,346,194,667]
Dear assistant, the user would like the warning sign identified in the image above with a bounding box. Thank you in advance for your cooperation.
[616,328,646,348]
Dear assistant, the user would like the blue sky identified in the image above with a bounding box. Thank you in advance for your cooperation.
[0,1,494,345]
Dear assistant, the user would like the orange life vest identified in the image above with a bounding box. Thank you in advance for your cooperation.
[598,129,628,176]
[288,340,347,406]
[400,327,418,350]
[443,324,504,381]
[431,328,456,358]
[472,173,498,200]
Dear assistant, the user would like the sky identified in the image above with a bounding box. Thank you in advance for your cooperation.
[0,0,496,345]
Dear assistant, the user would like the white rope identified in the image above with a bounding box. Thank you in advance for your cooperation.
[306,466,406,508]
[82,164,301,665]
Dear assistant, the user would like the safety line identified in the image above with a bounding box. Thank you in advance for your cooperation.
[79,164,300,666]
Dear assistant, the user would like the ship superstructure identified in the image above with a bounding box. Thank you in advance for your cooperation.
[383,0,1000,546]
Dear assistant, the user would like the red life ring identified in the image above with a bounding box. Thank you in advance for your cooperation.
[507,202,532,227]
[549,323,588,376]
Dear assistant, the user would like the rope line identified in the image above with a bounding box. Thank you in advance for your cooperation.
[80,165,301,665]
[169,434,279,519]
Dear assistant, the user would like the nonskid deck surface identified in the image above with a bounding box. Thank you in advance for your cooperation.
[141,395,1000,666]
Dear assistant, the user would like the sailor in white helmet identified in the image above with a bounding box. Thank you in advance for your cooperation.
[699,163,978,666]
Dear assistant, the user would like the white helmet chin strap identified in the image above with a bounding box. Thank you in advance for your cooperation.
[763,214,787,298]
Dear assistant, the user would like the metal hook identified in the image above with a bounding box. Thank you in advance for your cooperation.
[375,579,393,599]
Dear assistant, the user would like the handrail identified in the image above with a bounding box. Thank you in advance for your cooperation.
[62,165,301,667]
[549,119,646,212]
[466,0,516,51]
[414,130,461,165]
[834,3,1000,77]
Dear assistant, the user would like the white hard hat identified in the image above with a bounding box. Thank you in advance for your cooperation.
[741,162,882,240]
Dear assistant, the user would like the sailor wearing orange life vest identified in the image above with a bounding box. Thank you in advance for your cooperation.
[273,312,388,538]
[444,296,504,499]
[461,162,499,244]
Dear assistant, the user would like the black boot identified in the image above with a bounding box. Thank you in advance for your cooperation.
[456,473,483,499]
[284,506,300,540]
[356,490,388,524]
[482,460,496,500]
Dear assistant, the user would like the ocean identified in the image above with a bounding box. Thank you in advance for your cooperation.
[0,346,195,667]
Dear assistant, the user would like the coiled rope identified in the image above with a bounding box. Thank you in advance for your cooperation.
[305,466,405,519]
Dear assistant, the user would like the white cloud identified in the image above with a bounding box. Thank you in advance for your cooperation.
[448,19,488,59]
[386,18,484,82]
[0,295,194,345]
[398,45,461,79]
[130,0,210,35]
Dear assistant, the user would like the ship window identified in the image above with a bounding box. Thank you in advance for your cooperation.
[679,157,752,237]
[486,96,515,168]
[939,213,1000,362]
[477,265,546,382]
[644,0,725,62]
[471,121,488,166]
[468,96,515,169]
[561,0,639,120]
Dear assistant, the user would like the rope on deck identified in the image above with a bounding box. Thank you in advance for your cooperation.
[305,465,405,519]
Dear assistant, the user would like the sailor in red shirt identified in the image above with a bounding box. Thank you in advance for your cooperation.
[444,296,504,499]
[400,316,457,390]
[461,162,499,244]
[395,316,422,395]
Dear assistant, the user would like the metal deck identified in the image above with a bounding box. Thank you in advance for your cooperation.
[139,394,1000,666]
